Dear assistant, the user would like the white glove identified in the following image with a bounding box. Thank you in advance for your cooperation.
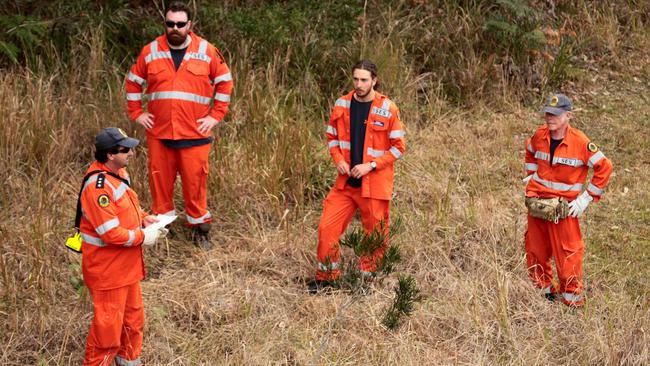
[568,191,593,218]
[142,227,168,246]
[522,175,532,184]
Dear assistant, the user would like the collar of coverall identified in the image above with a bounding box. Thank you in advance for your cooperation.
[345,89,386,106]
[91,160,127,179]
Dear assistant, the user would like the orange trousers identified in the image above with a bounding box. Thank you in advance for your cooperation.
[525,214,585,306]
[83,282,144,366]
[147,137,212,226]
[316,186,390,281]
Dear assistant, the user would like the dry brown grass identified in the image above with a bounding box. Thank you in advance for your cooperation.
[2,2,650,365]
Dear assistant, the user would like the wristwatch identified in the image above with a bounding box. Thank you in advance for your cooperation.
[370,161,377,170]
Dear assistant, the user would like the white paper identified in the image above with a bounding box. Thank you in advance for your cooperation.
[147,214,177,231]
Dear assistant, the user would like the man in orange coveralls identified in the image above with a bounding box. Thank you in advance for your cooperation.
[524,93,613,307]
[80,127,167,365]
[125,2,234,249]
[307,60,406,293]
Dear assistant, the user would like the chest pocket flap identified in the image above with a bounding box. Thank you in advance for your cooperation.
[187,61,210,76]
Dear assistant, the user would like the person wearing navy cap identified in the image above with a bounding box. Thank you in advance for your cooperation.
[523,93,613,307]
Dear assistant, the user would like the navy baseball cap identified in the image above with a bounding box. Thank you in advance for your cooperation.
[95,127,139,150]
[542,93,572,115]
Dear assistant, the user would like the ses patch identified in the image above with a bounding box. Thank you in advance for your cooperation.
[98,194,110,208]
[587,142,599,153]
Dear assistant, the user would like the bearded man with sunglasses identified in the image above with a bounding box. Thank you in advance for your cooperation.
[125,2,233,249]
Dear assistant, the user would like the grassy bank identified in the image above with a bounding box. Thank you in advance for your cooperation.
[1,1,650,364]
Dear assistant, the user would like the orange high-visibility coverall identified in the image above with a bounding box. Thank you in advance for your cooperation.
[524,124,612,306]
[316,91,406,280]
[125,31,233,224]
[79,161,148,365]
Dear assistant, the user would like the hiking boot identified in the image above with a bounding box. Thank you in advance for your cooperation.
[192,223,212,251]
[307,279,335,295]
[544,292,560,302]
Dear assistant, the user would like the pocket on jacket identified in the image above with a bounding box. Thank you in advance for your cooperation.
[187,61,210,76]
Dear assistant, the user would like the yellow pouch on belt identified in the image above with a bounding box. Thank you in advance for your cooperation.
[525,197,569,224]
[65,232,82,253]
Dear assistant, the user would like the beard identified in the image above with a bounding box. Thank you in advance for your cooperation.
[166,30,187,46]
[355,88,370,99]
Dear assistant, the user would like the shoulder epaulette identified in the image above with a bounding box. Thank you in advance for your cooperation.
[96,173,105,189]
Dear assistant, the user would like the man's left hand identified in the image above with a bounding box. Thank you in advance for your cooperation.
[142,215,160,228]
[350,163,373,179]
[197,115,220,134]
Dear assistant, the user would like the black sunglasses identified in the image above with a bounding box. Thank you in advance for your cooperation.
[164,20,188,29]
[111,147,131,154]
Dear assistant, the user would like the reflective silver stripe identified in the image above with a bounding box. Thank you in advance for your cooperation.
[367,148,385,158]
[326,125,338,136]
[335,98,350,108]
[587,182,604,196]
[389,130,405,139]
[95,218,120,235]
[126,93,142,101]
[187,211,212,224]
[144,41,171,63]
[562,292,583,302]
[161,209,176,216]
[81,233,107,247]
[389,146,403,159]
[214,93,231,102]
[588,151,605,167]
[328,140,340,148]
[145,51,172,63]
[81,175,100,195]
[113,183,128,201]
[106,180,128,201]
[318,262,339,271]
[115,355,142,366]
[532,173,583,192]
[339,140,350,150]
[360,270,374,277]
[212,72,232,84]
[185,52,211,63]
[198,39,208,54]
[525,163,538,171]
[542,285,552,294]
[148,91,211,105]
[127,72,145,85]
[125,230,136,247]
[552,156,584,167]
[535,151,550,161]
[527,143,535,154]
[382,99,392,111]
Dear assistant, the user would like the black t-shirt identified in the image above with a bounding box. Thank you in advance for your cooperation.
[170,47,187,70]
[550,138,563,164]
[347,97,373,187]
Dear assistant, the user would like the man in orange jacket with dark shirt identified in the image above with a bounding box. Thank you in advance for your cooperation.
[80,127,166,365]
[308,60,406,293]
[125,2,234,249]
[524,93,613,307]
